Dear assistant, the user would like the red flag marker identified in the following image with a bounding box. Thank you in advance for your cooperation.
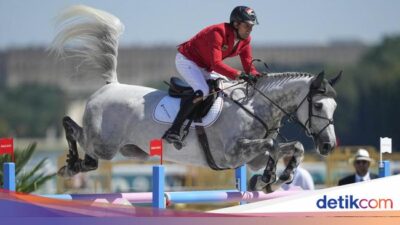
[0,138,14,162]
[150,139,163,164]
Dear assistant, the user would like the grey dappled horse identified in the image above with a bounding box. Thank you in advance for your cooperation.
[52,5,341,192]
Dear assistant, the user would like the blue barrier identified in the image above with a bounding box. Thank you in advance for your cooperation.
[152,165,165,209]
[3,163,15,191]
[1,162,248,208]
[4,161,390,209]
[151,165,247,208]
[379,160,390,177]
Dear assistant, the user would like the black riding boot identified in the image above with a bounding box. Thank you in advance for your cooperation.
[164,91,203,147]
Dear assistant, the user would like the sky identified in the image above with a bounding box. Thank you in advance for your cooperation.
[0,0,400,49]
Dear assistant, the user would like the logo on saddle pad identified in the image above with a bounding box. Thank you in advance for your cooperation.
[153,96,224,128]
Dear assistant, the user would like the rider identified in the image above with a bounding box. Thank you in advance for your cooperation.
[164,6,261,146]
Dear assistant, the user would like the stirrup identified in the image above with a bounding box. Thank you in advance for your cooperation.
[164,132,181,143]
[164,132,186,150]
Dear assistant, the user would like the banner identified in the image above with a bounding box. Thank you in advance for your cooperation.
[150,139,163,164]
[0,138,14,162]
[380,137,392,154]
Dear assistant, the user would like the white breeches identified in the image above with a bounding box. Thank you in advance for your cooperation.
[175,52,211,96]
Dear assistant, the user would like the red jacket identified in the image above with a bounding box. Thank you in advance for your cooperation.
[178,23,259,80]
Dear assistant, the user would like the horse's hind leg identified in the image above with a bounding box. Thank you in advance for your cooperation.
[58,116,98,177]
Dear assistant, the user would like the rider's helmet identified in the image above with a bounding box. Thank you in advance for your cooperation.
[230,6,259,25]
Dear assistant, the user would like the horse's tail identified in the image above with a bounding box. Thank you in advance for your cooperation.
[50,5,124,84]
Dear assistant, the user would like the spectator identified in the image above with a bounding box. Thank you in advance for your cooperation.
[281,155,315,190]
[338,149,378,186]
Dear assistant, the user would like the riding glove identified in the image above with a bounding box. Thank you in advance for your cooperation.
[239,72,258,83]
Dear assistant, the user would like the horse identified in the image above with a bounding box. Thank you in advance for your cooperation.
[51,5,341,192]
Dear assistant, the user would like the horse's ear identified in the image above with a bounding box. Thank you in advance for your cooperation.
[311,71,324,89]
[329,70,342,86]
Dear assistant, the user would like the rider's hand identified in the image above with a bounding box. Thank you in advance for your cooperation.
[238,72,258,83]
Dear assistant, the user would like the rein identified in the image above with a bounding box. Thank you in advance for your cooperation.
[227,77,334,141]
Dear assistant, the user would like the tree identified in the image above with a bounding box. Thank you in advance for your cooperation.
[0,142,55,193]
[338,35,400,149]
[0,84,66,138]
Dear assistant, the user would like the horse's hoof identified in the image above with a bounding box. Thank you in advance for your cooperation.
[248,174,259,191]
[57,165,79,178]
[173,142,184,150]
[279,172,294,184]
[249,174,267,191]
[263,184,274,194]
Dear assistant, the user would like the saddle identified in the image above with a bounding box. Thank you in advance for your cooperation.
[167,77,221,119]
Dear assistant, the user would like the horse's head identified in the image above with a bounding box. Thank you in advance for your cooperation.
[295,71,342,156]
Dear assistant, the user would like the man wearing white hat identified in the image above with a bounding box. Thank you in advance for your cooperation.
[338,149,379,186]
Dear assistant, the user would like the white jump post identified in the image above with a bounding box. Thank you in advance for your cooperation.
[379,137,392,177]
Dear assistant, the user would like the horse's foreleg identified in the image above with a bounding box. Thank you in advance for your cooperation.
[234,137,275,166]
[248,154,278,193]
[248,140,305,193]
[252,141,304,193]
[275,141,305,185]
[237,137,279,192]
[261,155,278,185]
[58,116,98,177]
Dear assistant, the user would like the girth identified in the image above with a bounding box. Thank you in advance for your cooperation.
[194,121,230,171]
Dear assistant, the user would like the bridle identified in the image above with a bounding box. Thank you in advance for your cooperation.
[293,87,334,138]
[228,75,334,140]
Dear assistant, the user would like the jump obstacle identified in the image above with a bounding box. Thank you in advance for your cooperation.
[2,161,391,209]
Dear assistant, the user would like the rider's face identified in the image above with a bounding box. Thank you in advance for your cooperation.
[235,22,254,39]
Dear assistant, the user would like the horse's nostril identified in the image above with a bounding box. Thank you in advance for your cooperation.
[323,143,331,151]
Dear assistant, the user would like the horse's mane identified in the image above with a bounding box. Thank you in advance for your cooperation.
[267,72,314,79]
[258,72,314,90]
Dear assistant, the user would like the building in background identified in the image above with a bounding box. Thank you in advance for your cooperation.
[0,43,367,99]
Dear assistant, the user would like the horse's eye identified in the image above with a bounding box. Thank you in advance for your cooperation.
[314,102,323,110]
